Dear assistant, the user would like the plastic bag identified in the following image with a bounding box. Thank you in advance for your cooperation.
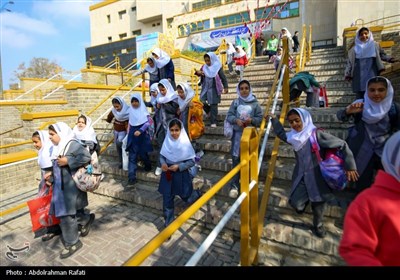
[27,187,60,232]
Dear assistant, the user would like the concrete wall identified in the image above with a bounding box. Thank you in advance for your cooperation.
[0,159,39,195]
[90,0,168,46]
[336,0,400,46]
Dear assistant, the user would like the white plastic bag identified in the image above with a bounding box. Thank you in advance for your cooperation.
[122,135,129,171]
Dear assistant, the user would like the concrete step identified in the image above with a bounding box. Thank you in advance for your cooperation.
[94,172,347,263]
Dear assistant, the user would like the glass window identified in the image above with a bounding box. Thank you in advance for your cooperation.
[118,10,126,20]
[132,30,141,37]
[107,15,111,23]
[193,0,221,11]
[256,1,299,20]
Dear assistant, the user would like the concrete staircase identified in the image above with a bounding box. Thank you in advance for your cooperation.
[93,46,359,266]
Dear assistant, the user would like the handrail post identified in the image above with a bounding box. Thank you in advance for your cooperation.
[240,128,251,266]
[282,38,290,105]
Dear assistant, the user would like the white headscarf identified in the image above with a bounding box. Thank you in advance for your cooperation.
[177,82,195,112]
[150,83,160,106]
[234,46,246,59]
[36,130,53,169]
[152,47,171,68]
[354,27,376,59]
[227,42,236,55]
[160,119,195,163]
[128,93,150,126]
[203,52,222,78]
[281,27,292,39]
[361,77,394,124]
[157,79,178,104]
[50,122,75,158]
[144,57,158,74]
[111,96,130,121]
[236,80,255,102]
[286,108,317,152]
[381,131,400,181]
[72,115,97,143]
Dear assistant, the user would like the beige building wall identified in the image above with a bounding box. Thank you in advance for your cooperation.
[336,0,400,46]
[90,0,397,51]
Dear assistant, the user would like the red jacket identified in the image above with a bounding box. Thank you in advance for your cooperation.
[339,170,400,266]
[233,55,248,66]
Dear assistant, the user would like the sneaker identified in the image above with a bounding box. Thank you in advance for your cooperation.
[210,124,217,128]
[229,187,239,198]
[60,240,83,259]
[80,214,95,237]
[155,167,162,176]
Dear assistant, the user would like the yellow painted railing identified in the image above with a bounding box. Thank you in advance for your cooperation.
[124,125,260,266]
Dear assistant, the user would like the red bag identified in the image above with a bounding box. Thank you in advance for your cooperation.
[27,187,60,232]
[319,85,329,107]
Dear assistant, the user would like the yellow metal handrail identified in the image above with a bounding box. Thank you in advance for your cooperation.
[124,126,260,266]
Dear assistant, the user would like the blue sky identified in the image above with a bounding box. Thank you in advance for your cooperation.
[1,0,100,89]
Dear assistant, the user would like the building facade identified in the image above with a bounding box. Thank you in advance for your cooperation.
[86,0,399,67]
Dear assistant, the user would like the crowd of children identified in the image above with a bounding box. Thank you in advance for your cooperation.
[29,34,398,264]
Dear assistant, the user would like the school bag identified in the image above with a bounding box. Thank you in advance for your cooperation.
[309,129,347,191]
[188,97,205,140]
[64,140,102,192]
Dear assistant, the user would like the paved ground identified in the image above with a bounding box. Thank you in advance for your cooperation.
[0,186,240,267]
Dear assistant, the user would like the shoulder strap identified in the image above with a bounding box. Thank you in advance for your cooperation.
[309,129,322,162]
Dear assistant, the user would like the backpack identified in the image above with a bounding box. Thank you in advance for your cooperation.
[64,140,102,192]
[188,99,205,140]
[309,129,347,191]
[224,99,239,138]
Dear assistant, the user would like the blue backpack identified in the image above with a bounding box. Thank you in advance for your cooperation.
[309,129,347,191]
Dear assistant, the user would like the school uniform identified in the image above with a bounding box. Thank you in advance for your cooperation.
[127,93,153,183]
[337,77,400,191]
[50,122,92,248]
[198,52,228,126]
[226,82,263,190]
[34,130,61,238]
[135,57,160,87]
[154,79,179,148]
[345,28,392,99]
[157,120,200,227]
[72,115,99,154]
[106,97,130,168]
[152,48,176,90]
[271,109,356,237]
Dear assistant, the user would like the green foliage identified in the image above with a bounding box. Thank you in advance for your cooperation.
[13,57,63,81]
[180,50,206,61]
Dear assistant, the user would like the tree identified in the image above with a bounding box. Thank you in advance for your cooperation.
[13,57,64,80]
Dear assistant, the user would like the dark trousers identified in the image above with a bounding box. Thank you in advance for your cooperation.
[202,102,218,126]
[289,178,326,227]
[162,190,201,227]
[230,156,240,189]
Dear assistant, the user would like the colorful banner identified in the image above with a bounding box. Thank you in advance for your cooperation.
[210,26,249,39]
